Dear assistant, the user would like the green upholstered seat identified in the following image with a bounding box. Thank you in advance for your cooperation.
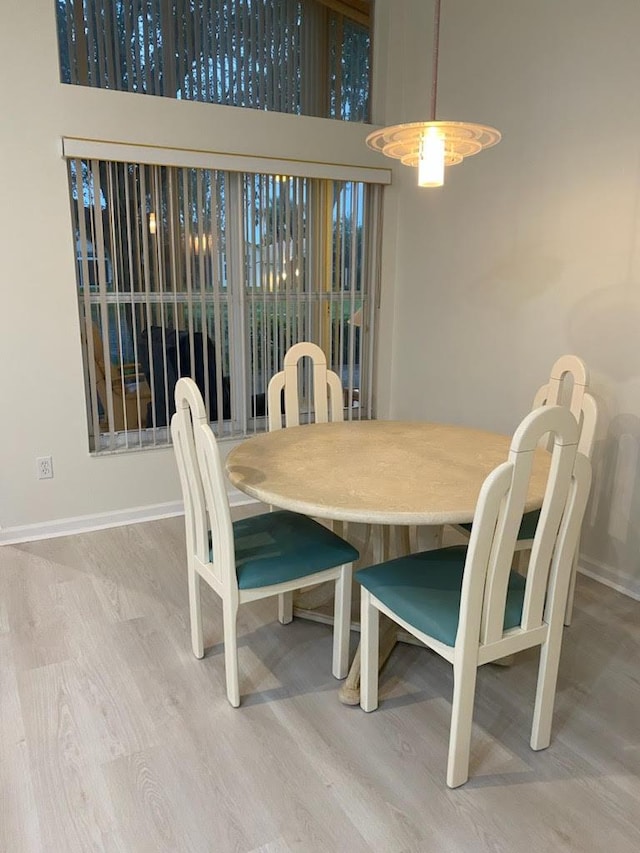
[356,545,526,647]
[459,508,540,542]
[217,510,360,590]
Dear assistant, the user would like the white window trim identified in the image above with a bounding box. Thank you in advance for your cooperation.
[62,137,392,186]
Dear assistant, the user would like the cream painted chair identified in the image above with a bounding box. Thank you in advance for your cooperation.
[171,377,358,707]
[267,341,344,432]
[454,354,598,625]
[523,356,598,623]
[357,405,592,788]
[268,342,357,623]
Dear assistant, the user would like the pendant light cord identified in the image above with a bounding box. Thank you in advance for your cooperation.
[430,0,441,121]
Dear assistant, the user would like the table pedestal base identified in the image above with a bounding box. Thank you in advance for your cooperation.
[287,525,445,706]
[338,616,398,705]
[337,524,443,706]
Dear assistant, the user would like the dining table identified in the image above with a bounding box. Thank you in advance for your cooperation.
[225,419,551,704]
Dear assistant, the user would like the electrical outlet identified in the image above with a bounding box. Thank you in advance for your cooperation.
[36,456,54,480]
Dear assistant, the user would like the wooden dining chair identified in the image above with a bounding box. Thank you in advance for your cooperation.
[171,377,358,707]
[357,405,592,787]
[267,342,356,623]
[267,341,344,431]
[453,354,598,625]
[523,356,598,623]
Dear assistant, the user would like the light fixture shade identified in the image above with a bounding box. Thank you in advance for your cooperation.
[365,1,501,186]
[366,120,502,169]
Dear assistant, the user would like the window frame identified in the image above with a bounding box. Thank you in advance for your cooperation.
[65,137,389,454]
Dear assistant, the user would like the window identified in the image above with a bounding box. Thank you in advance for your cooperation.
[67,145,384,453]
[58,2,384,454]
[56,0,372,122]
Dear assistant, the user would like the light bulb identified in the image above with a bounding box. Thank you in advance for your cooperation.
[149,212,157,234]
[418,129,445,187]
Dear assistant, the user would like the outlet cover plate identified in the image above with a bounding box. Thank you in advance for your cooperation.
[37,456,53,479]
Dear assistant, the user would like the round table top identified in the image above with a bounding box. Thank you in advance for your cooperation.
[226,420,551,526]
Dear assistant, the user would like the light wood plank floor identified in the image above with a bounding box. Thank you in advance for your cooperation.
[1,511,639,853]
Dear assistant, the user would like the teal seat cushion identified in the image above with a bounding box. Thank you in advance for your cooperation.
[223,510,359,590]
[356,545,526,647]
[459,508,541,542]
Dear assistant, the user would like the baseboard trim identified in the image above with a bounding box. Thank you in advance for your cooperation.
[578,557,640,602]
[0,491,258,546]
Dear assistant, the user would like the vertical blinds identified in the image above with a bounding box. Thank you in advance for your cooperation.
[68,152,382,453]
[56,0,372,121]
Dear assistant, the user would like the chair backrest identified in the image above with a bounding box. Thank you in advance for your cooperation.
[171,377,235,592]
[267,342,344,431]
[532,354,597,457]
[458,405,592,654]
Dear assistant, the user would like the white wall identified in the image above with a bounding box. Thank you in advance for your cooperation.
[375,0,640,597]
[0,0,390,538]
[2,0,639,600]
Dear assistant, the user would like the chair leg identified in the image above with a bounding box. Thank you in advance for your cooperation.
[531,628,564,750]
[278,592,293,624]
[188,563,204,659]
[222,599,240,707]
[564,551,579,626]
[360,589,380,712]
[447,656,478,788]
[332,564,352,679]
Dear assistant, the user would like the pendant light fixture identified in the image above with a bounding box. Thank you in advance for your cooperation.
[366,0,501,187]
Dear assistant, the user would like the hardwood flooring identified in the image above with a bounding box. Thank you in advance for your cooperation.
[1,511,639,852]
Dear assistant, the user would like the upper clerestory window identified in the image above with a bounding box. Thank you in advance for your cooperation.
[55,0,372,123]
